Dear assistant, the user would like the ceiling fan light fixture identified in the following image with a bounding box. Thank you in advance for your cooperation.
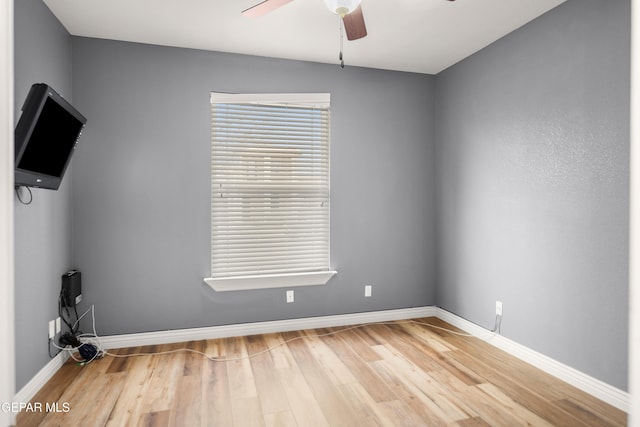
[323,0,362,17]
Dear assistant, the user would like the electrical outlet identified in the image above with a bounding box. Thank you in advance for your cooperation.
[55,317,61,334]
[496,300,503,316]
[286,290,294,303]
[365,285,372,297]
[48,320,55,339]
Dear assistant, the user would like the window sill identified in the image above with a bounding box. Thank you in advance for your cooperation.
[203,270,337,292]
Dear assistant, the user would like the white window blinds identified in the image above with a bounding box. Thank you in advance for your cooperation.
[210,93,331,280]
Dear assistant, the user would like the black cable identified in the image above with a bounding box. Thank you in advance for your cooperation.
[15,186,33,205]
[48,337,60,358]
[73,304,80,333]
[66,304,77,333]
[59,289,75,333]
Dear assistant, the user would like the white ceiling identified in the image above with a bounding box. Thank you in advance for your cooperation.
[43,0,567,75]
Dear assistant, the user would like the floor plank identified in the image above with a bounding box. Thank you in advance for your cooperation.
[244,334,291,416]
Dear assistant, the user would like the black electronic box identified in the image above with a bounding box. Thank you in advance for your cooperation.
[61,269,82,307]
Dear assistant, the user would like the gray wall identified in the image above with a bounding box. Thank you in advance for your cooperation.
[70,38,437,336]
[14,0,74,390]
[435,0,629,390]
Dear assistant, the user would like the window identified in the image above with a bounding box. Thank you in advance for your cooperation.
[204,93,336,291]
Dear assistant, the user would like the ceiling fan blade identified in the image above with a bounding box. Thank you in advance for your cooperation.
[242,0,295,18]
[342,5,367,41]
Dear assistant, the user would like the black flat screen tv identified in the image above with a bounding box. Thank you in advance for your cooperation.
[14,83,87,190]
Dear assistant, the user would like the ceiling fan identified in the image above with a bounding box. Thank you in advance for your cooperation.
[241,0,356,41]
[242,0,456,42]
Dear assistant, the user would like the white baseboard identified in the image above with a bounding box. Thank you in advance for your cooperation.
[14,350,69,405]
[14,305,629,415]
[435,307,630,413]
[97,306,438,349]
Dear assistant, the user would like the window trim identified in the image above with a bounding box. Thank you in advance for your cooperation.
[204,92,336,292]
[204,270,337,292]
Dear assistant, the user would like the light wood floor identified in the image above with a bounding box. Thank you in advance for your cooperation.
[17,317,626,426]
